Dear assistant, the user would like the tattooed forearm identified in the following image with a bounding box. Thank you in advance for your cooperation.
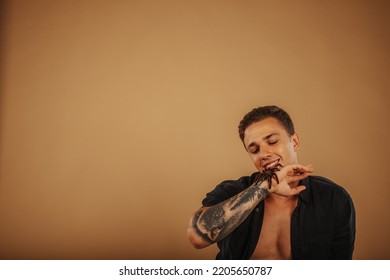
[230,179,269,211]
[192,182,270,244]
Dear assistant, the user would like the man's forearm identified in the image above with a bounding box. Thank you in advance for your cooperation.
[191,181,270,244]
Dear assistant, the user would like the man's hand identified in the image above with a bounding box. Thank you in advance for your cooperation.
[268,164,313,196]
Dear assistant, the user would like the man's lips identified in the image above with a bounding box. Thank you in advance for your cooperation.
[262,159,280,170]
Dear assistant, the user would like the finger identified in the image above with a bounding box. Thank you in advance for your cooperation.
[280,164,313,176]
[292,165,313,174]
[286,172,311,184]
[288,166,312,176]
[290,185,306,195]
[276,164,313,183]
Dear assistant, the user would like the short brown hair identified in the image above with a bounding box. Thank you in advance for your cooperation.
[238,105,295,141]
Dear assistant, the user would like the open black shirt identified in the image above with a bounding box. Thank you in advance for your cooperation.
[202,174,356,259]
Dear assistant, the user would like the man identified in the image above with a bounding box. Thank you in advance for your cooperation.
[187,105,356,259]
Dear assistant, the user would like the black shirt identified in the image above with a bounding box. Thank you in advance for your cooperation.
[202,173,356,260]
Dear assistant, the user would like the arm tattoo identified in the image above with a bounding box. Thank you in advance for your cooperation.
[192,181,269,244]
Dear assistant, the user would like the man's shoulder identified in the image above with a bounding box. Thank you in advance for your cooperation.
[304,175,355,224]
[308,175,339,187]
[306,175,352,199]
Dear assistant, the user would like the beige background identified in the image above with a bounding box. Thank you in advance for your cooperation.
[0,0,389,259]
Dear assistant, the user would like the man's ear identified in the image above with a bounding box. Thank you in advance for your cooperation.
[291,132,300,151]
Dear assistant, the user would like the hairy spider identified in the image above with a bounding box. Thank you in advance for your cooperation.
[254,164,283,189]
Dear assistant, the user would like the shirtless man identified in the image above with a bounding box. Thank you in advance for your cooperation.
[187,105,356,259]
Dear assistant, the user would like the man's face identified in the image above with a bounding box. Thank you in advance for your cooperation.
[243,117,300,172]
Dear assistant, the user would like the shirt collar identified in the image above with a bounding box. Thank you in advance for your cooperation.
[298,176,311,203]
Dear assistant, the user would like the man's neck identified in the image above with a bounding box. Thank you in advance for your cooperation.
[266,193,298,206]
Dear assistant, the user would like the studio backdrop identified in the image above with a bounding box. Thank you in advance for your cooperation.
[0,0,389,259]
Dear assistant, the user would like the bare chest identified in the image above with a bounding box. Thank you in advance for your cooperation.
[250,200,296,260]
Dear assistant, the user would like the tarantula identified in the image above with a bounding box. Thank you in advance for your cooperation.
[254,163,283,189]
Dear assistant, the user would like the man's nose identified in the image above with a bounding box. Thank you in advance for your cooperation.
[259,147,272,159]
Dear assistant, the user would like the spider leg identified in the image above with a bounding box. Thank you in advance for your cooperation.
[267,176,272,189]
[272,173,279,184]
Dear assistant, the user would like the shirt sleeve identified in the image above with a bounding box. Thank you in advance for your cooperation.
[331,191,356,259]
[202,180,244,207]
[202,173,257,207]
